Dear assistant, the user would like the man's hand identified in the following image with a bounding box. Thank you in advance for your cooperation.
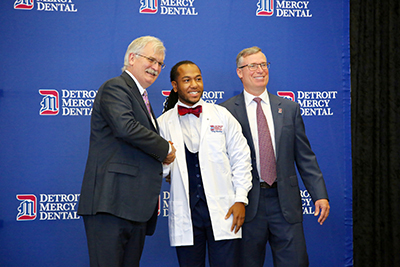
[225,202,245,234]
[163,141,176,165]
[314,199,330,225]
[165,173,171,184]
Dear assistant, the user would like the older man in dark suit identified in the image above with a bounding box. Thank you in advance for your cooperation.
[221,46,330,267]
[78,36,176,267]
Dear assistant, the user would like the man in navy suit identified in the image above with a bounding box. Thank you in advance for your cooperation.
[78,36,176,267]
[221,46,330,267]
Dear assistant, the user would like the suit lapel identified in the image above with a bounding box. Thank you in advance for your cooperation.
[151,108,160,133]
[233,93,256,158]
[199,104,210,144]
[121,72,159,132]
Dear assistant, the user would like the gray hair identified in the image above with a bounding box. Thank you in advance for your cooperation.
[236,46,262,68]
[121,36,166,71]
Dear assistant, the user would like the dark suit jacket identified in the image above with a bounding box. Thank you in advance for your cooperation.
[221,91,328,224]
[78,71,169,235]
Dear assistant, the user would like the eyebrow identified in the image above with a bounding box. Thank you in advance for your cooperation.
[182,74,202,79]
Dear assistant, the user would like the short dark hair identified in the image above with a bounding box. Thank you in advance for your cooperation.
[170,60,200,82]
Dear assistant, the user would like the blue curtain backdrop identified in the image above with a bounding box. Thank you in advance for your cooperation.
[0,0,351,266]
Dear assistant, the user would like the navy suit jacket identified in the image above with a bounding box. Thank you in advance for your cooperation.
[221,91,328,224]
[78,71,169,235]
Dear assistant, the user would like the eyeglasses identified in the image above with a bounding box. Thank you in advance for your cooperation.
[238,62,270,71]
[137,54,166,69]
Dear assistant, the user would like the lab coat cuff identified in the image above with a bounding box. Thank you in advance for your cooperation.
[162,164,171,178]
[235,187,249,205]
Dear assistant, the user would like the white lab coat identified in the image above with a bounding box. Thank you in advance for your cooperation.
[157,102,252,247]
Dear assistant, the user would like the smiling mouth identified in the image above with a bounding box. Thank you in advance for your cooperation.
[146,68,158,76]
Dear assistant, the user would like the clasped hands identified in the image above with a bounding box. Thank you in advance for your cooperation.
[163,141,176,165]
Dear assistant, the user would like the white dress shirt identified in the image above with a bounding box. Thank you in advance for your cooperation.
[243,89,276,182]
[177,99,204,153]
[125,70,156,127]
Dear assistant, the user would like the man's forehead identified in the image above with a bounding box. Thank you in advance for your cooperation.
[243,52,266,61]
[142,43,164,57]
[179,64,200,73]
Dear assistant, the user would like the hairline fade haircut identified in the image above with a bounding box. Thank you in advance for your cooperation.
[236,46,262,68]
[122,36,166,72]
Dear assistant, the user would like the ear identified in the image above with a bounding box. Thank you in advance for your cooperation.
[172,81,178,92]
[128,53,136,65]
[236,68,243,79]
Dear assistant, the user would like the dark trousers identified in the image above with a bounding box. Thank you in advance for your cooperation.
[83,213,147,267]
[176,199,240,267]
[240,187,309,267]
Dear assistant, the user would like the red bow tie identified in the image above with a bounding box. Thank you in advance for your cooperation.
[178,105,202,117]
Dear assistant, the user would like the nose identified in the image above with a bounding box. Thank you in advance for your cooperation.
[150,61,160,69]
[256,64,265,72]
[190,79,198,87]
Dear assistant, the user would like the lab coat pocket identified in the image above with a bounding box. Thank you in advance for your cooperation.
[210,194,237,238]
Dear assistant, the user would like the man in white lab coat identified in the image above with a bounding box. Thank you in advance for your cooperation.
[157,60,252,267]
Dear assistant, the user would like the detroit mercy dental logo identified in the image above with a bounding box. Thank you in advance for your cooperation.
[14,0,34,10]
[39,89,59,115]
[210,125,223,133]
[16,195,37,221]
[278,90,337,116]
[14,0,78,12]
[140,0,198,16]
[257,0,274,16]
[277,91,295,101]
[256,0,313,18]
[39,89,97,116]
[161,90,171,97]
[16,193,81,221]
[140,0,158,13]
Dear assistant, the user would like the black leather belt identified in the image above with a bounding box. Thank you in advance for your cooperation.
[260,182,277,189]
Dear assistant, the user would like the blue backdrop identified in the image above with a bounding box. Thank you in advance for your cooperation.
[0,0,352,266]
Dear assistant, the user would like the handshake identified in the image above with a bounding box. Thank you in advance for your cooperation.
[163,141,176,165]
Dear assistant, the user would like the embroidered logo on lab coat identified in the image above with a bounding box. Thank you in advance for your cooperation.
[210,125,223,133]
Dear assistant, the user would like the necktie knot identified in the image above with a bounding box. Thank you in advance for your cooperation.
[254,97,262,104]
[178,105,202,117]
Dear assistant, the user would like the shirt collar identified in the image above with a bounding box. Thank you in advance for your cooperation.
[125,70,146,95]
[177,98,204,109]
[243,88,270,107]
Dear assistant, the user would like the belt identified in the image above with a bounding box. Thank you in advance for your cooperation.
[260,182,277,189]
